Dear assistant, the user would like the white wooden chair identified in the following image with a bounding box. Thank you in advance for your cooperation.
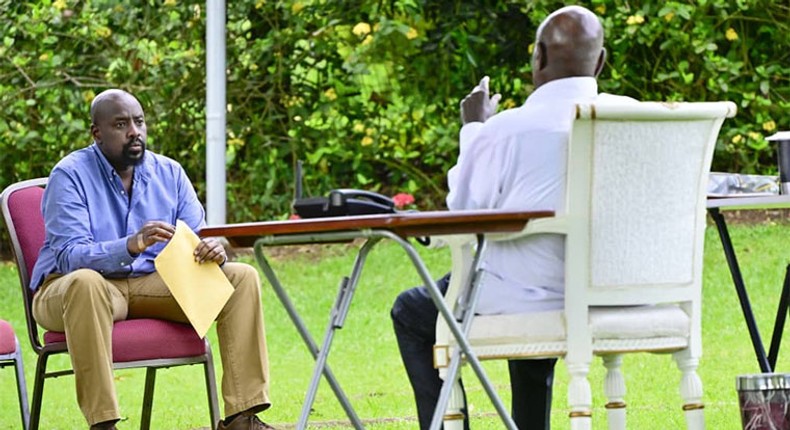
[433,101,737,430]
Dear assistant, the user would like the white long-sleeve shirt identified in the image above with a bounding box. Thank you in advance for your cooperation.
[447,77,625,314]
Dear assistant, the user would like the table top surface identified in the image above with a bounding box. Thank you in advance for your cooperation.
[200,209,554,248]
[706,193,790,209]
[200,194,790,247]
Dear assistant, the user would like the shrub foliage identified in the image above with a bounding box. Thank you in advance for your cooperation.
[1,0,789,225]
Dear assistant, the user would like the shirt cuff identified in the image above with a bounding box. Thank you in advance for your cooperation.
[110,237,136,268]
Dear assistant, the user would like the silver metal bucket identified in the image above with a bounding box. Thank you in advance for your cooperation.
[737,373,790,430]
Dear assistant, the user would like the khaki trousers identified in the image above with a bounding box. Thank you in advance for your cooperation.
[32,262,270,426]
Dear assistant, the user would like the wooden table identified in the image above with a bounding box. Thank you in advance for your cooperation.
[202,209,552,430]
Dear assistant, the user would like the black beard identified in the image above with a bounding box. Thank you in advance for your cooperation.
[122,140,146,166]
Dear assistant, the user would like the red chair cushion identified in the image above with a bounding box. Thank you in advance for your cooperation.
[0,320,17,355]
[42,318,207,363]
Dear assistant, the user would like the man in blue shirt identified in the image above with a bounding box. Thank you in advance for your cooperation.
[31,89,274,430]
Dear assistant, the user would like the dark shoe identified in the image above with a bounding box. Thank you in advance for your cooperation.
[218,413,276,430]
[89,420,118,430]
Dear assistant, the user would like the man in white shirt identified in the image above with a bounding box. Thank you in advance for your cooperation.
[391,6,608,429]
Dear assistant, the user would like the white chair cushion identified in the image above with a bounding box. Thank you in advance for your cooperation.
[454,304,689,348]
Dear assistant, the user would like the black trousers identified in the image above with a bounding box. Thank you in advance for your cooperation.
[390,273,556,429]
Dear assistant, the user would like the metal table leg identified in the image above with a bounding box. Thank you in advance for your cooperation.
[768,264,790,370]
[708,208,772,372]
[254,229,517,429]
[254,242,366,429]
[379,231,518,430]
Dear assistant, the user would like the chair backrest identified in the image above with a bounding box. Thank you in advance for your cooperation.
[564,102,734,301]
[0,178,48,351]
[560,101,735,358]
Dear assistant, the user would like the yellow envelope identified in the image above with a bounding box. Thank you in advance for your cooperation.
[154,220,234,338]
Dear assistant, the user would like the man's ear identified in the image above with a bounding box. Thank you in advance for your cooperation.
[90,123,101,144]
[594,48,607,77]
[535,42,548,70]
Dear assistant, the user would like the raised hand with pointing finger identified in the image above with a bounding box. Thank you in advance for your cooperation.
[460,75,502,125]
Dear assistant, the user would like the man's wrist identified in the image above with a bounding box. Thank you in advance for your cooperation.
[136,234,145,252]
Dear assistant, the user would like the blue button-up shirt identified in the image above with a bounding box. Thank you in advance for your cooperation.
[30,143,206,291]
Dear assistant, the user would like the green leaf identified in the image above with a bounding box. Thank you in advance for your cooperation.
[759,81,770,95]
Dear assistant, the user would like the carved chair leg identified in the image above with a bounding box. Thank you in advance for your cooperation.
[602,355,626,430]
[674,352,704,430]
[441,370,466,430]
[567,362,593,430]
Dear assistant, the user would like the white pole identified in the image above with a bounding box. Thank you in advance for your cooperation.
[205,0,227,225]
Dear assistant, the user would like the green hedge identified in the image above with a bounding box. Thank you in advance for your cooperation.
[1,0,788,224]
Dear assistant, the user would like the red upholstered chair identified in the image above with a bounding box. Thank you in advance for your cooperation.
[0,178,220,430]
[0,319,30,430]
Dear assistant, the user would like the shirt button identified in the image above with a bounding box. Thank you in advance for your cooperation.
[120,262,126,267]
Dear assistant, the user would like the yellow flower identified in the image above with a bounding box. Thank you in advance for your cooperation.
[353,123,365,133]
[353,22,371,37]
[626,15,644,25]
[528,43,534,55]
[361,35,373,45]
[164,0,177,6]
[595,5,606,15]
[501,99,516,109]
[365,127,375,136]
[291,2,304,14]
[748,131,762,141]
[228,137,245,147]
[39,53,49,61]
[255,0,265,9]
[82,90,95,104]
[664,12,674,22]
[725,28,738,41]
[361,136,373,146]
[293,115,303,122]
[95,26,112,38]
[763,120,776,132]
[731,134,743,144]
[406,27,418,40]
[324,88,337,101]
[53,0,67,10]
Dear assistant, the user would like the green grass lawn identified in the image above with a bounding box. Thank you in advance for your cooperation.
[2,222,790,429]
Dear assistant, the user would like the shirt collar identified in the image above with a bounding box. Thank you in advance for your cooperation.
[524,77,598,105]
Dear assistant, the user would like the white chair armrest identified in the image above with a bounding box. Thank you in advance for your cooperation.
[487,215,568,242]
[425,234,475,249]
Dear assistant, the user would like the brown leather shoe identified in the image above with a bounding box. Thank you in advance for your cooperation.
[217,413,276,430]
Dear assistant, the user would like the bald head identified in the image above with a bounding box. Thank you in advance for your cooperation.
[90,89,140,124]
[532,6,606,88]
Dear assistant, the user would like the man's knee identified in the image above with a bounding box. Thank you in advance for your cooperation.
[390,288,415,324]
[63,269,111,301]
[391,286,437,337]
[224,262,261,297]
